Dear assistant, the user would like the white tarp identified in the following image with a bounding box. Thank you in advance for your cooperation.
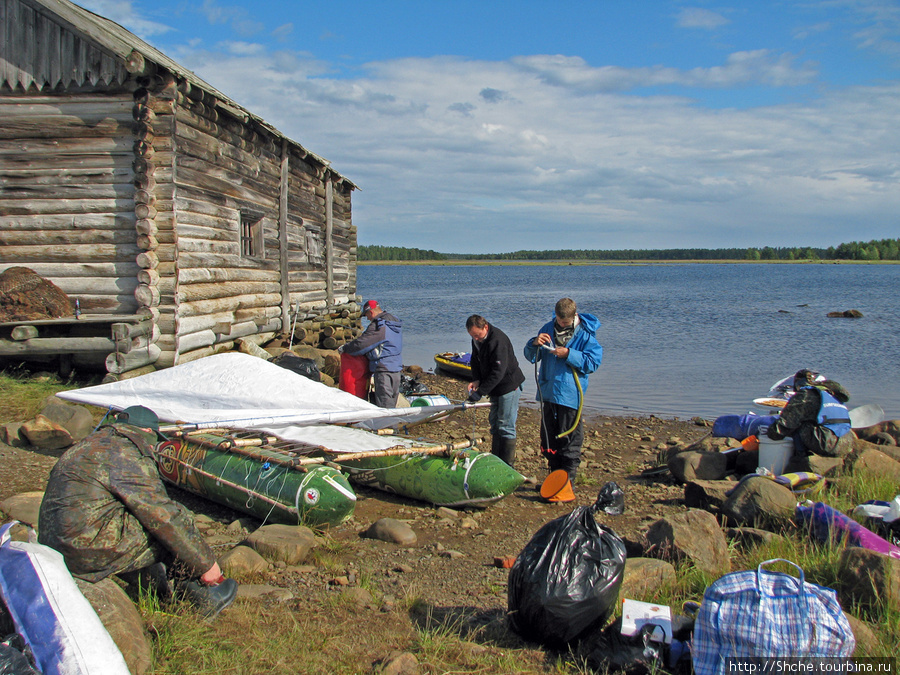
[57,353,469,452]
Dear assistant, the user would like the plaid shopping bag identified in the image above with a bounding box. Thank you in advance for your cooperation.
[692,558,855,675]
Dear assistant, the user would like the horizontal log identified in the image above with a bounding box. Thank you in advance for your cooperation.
[177,281,282,303]
[177,329,216,353]
[0,213,135,231]
[177,293,283,317]
[0,114,133,140]
[0,97,133,117]
[178,267,279,284]
[100,364,157,384]
[106,344,162,374]
[133,286,160,310]
[213,320,259,342]
[0,336,115,356]
[0,198,135,218]
[51,277,139,295]
[111,321,156,341]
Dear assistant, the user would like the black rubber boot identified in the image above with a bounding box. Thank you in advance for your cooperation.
[182,577,238,619]
[498,437,516,468]
[491,436,516,467]
[120,562,172,600]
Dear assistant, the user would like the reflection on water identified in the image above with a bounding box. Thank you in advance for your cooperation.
[358,264,900,420]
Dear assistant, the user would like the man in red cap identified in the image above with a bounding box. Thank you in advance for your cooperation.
[342,300,404,407]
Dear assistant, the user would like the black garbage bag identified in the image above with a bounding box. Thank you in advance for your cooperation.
[0,634,39,675]
[507,483,627,649]
[269,352,321,382]
[399,374,429,397]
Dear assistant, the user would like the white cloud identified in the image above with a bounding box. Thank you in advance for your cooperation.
[78,0,172,36]
[676,7,730,30]
[156,44,900,252]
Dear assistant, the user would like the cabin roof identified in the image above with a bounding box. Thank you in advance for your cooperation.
[13,0,357,189]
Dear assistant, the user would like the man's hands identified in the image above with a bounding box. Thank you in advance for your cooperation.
[533,334,568,358]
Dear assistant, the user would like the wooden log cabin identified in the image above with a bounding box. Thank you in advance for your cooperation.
[0,0,360,378]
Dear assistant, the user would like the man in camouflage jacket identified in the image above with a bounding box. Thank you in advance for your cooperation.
[38,407,230,606]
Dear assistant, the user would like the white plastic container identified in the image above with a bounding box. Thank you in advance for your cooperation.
[410,394,451,407]
[757,436,794,476]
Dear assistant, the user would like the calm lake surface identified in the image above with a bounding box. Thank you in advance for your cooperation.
[357,264,900,421]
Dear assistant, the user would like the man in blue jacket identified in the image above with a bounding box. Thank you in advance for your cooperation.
[524,298,603,488]
[343,300,403,407]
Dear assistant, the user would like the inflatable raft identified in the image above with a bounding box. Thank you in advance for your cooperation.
[336,443,525,508]
[434,352,473,379]
[155,430,357,528]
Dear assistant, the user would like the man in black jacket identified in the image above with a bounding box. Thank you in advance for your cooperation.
[466,315,526,467]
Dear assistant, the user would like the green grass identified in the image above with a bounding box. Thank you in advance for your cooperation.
[0,368,92,422]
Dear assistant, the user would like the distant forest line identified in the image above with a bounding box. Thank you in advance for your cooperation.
[358,238,900,262]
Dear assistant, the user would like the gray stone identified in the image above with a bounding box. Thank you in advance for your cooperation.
[721,476,797,528]
[620,557,676,599]
[75,577,152,675]
[244,524,317,565]
[846,447,900,483]
[0,422,27,447]
[667,451,728,483]
[378,651,421,675]
[726,527,787,549]
[684,479,734,511]
[361,518,418,546]
[0,491,44,528]
[643,509,730,576]
[838,546,900,612]
[40,398,94,443]
[342,586,377,608]
[219,545,270,576]
[21,414,73,450]
[435,506,459,519]
[844,613,878,656]
[236,583,294,602]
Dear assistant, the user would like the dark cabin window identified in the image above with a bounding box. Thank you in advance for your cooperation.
[240,213,264,259]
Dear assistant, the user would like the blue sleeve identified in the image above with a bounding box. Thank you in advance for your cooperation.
[566,338,602,376]
[523,337,541,364]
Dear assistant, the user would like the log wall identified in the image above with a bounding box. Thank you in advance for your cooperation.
[169,86,357,364]
[0,93,141,314]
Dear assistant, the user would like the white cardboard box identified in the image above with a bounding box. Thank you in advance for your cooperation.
[620,598,672,644]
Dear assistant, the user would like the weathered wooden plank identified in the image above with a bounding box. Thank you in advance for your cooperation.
[0,336,115,356]
[177,293,283,317]
[177,267,280,284]
[176,281,281,303]
[0,97,133,115]
[0,243,140,262]
[0,136,135,155]
[0,213,135,230]
[0,183,135,200]
[0,228,138,246]
[106,344,161,374]
[0,114,133,140]
[0,198,134,216]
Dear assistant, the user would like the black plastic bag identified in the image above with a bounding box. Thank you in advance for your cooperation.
[507,483,627,648]
[0,634,39,675]
[269,352,321,382]
[399,374,429,397]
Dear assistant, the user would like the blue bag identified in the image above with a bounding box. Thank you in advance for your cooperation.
[692,559,855,674]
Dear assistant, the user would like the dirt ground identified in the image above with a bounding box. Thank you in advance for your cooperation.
[0,369,709,619]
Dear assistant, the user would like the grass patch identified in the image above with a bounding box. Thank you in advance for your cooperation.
[0,369,90,422]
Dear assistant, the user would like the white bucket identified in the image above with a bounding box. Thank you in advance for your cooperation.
[758,436,794,475]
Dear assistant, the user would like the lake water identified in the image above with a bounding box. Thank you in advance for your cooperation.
[357,263,900,421]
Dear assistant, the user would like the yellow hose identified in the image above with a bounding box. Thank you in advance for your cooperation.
[557,367,583,439]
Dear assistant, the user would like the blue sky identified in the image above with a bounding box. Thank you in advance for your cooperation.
[80,0,900,253]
